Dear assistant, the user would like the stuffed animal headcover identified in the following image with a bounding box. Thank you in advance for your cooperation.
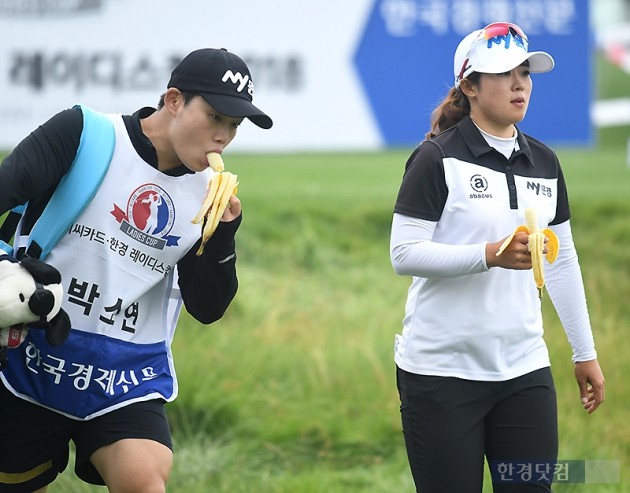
[0,252,71,349]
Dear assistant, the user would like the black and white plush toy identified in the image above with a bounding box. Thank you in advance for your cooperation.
[0,252,71,369]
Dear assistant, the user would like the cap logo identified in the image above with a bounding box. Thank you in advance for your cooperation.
[486,32,527,52]
[222,70,254,96]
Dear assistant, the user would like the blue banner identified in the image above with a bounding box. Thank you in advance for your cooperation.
[354,0,592,147]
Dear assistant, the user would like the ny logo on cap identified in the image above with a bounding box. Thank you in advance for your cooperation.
[222,70,254,96]
[487,32,527,51]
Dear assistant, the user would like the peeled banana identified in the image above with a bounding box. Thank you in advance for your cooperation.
[207,152,225,172]
[192,152,238,255]
[496,207,559,299]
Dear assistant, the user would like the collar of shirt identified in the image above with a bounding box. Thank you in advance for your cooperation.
[458,116,535,167]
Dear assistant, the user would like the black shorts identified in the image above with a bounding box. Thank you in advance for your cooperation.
[0,382,172,492]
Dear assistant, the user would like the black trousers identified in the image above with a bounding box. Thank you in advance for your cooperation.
[396,366,558,493]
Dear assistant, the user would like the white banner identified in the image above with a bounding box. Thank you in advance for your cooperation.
[0,0,593,152]
[0,0,381,152]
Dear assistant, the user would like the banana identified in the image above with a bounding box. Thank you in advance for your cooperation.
[496,207,559,300]
[191,170,222,225]
[207,152,225,172]
[192,154,238,255]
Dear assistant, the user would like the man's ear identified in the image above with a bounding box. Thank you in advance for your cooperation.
[163,87,184,115]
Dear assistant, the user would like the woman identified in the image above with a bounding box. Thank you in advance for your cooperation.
[390,23,605,493]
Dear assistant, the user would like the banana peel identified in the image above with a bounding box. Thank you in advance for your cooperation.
[192,153,238,255]
[496,208,559,299]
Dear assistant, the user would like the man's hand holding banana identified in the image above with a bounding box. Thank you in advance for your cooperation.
[192,152,240,256]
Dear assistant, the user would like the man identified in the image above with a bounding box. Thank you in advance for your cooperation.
[0,48,272,492]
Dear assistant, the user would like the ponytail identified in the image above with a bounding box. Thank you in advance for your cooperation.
[425,73,480,140]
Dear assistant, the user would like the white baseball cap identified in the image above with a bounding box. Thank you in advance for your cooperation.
[454,22,555,88]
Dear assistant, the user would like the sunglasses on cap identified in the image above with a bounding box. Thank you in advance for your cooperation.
[480,22,527,41]
[456,22,529,85]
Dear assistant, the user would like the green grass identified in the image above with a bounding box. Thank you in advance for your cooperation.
[8,55,630,492]
[46,144,630,492]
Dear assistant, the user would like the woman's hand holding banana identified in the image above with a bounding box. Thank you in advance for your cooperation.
[495,208,559,299]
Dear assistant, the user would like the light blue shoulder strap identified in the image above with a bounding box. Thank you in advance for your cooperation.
[0,204,25,255]
[26,104,115,260]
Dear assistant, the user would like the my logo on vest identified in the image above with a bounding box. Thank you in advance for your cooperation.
[469,174,493,199]
[526,181,553,197]
[222,70,254,97]
[110,184,179,249]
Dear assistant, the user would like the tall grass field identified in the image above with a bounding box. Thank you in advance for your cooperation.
[47,146,629,493]
[3,57,629,492]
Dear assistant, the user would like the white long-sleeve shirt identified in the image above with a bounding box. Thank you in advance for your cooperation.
[390,116,596,381]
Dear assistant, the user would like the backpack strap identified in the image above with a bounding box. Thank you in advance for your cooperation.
[0,205,25,255]
[25,105,115,260]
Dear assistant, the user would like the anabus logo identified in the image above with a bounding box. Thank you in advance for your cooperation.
[469,174,493,199]
[222,70,254,96]
[111,184,179,249]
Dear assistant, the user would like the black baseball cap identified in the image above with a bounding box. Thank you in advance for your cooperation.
[168,48,272,129]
